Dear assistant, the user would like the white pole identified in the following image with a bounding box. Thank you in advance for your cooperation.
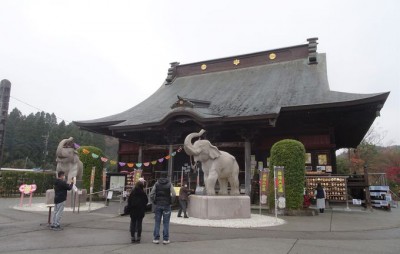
[188,171,191,190]
[197,166,200,187]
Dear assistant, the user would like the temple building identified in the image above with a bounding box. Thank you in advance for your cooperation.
[74,38,389,197]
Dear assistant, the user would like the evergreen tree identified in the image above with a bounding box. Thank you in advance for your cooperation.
[2,108,110,169]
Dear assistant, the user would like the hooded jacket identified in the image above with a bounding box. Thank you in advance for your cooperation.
[150,178,176,206]
[127,186,148,217]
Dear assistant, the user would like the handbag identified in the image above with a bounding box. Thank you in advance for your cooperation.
[123,205,130,215]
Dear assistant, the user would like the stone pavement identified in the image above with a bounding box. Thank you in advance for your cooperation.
[0,197,399,254]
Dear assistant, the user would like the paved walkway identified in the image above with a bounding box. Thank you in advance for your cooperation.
[0,197,399,254]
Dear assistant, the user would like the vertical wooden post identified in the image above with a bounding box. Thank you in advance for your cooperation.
[168,144,173,181]
[138,146,143,163]
[244,140,251,196]
[89,166,95,213]
[364,165,372,211]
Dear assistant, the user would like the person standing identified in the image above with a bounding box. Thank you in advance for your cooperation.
[127,178,148,244]
[314,183,327,213]
[149,172,176,245]
[52,171,73,230]
[177,183,191,218]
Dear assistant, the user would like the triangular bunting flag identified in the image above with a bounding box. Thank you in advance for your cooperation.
[136,163,142,168]
[91,153,99,159]
[165,155,171,160]
[110,160,117,165]
[74,143,80,149]
[151,160,157,165]
[158,158,164,163]
[119,162,126,167]
[101,157,108,162]
[171,152,176,156]
[143,162,150,167]
[82,148,90,154]
[127,163,134,168]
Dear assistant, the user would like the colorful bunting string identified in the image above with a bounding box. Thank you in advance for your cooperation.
[74,143,183,169]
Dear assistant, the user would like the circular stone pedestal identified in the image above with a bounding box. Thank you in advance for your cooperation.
[187,195,250,220]
[45,189,87,207]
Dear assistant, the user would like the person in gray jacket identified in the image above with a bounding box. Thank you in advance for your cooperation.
[149,172,176,245]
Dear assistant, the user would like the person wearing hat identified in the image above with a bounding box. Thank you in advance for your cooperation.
[127,177,148,243]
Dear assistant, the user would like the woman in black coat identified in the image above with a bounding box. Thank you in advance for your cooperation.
[127,179,148,243]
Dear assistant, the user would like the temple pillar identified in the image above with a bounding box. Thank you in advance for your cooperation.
[244,140,252,197]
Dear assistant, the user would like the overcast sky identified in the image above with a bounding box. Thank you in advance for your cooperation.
[1,0,399,146]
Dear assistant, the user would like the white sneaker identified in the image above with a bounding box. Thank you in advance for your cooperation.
[163,240,170,245]
[152,239,159,244]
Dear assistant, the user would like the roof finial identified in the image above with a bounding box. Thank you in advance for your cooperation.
[307,37,318,65]
[165,62,180,85]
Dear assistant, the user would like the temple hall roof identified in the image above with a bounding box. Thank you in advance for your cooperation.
[74,38,389,140]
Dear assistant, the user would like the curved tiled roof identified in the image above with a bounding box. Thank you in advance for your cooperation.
[75,53,388,131]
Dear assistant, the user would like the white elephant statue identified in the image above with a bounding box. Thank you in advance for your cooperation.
[56,137,83,183]
[184,129,240,196]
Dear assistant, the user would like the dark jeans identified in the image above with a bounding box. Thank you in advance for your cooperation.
[153,205,171,241]
[178,199,188,217]
[130,215,143,238]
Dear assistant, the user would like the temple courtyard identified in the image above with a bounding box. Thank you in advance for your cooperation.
[0,197,399,254]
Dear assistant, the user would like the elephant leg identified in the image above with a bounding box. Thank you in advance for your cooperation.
[76,161,83,181]
[67,163,78,183]
[205,172,218,196]
[228,175,240,195]
[203,172,209,187]
[218,178,228,195]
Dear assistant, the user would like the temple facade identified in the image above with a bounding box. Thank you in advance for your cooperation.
[74,38,389,196]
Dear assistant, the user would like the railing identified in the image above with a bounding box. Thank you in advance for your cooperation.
[368,173,388,186]
[84,186,153,214]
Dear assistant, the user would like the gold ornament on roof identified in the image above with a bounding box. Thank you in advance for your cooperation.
[269,53,276,60]
[201,64,207,70]
[233,59,240,66]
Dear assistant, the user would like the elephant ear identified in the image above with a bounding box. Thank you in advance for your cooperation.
[208,144,221,159]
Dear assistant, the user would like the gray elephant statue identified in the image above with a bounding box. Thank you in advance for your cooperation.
[56,137,83,183]
[184,129,240,196]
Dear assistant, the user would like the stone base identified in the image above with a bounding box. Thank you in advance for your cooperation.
[187,195,250,220]
[46,189,87,207]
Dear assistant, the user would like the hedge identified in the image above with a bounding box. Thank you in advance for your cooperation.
[268,139,306,210]
[77,146,104,194]
[0,171,55,197]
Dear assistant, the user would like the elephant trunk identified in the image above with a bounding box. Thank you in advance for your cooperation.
[184,129,206,156]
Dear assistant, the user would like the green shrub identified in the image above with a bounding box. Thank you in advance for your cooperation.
[0,170,55,197]
[268,139,305,210]
[78,146,104,193]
